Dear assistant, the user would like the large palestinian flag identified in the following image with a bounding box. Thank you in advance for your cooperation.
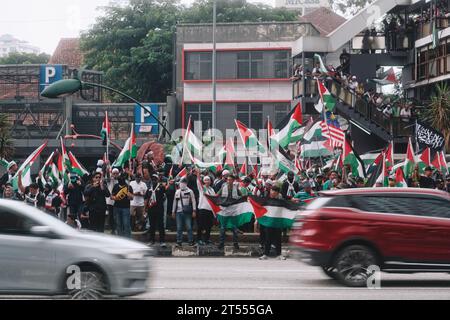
[101,111,111,146]
[205,195,254,229]
[270,103,303,149]
[249,196,301,229]
[235,120,266,153]
[11,142,47,190]
[343,139,366,178]
[113,124,138,168]
[183,117,203,159]
[317,79,336,112]
[68,152,89,177]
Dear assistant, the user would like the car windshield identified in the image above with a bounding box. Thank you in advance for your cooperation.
[6,201,79,237]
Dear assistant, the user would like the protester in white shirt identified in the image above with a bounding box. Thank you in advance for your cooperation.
[129,173,148,232]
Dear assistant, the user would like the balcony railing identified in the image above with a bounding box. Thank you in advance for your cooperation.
[292,76,414,138]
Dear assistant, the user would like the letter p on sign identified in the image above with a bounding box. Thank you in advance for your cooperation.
[45,67,56,84]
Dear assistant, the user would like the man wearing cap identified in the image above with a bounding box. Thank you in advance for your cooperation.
[419,166,436,189]
[64,173,85,220]
[214,170,229,193]
[259,186,286,261]
[18,171,45,209]
[84,172,110,232]
[0,161,18,191]
[111,173,134,238]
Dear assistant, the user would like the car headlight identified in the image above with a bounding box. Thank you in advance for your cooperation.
[102,248,149,260]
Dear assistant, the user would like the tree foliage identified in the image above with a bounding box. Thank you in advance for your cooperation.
[80,0,298,103]
[330,0,374,17]
[420,83,450,150]
[0,52,50,65]
[0,114,14,159]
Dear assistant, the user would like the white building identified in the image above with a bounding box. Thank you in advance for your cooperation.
[0,34,40,58]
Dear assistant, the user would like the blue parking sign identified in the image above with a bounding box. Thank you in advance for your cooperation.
[39,65,63,93]
[135,104,159,134]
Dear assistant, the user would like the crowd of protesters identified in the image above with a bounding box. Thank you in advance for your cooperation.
[1,150,449,262]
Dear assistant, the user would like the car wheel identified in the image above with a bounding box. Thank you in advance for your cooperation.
[321,266,338,280]
[66,270,108,300]
[333,245,378,287]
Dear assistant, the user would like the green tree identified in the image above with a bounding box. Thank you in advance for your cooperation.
[420,83,450,150]
[0,52,51,65]
[330,0,374,17]
[0,114,14,160]
[81,0,182,103]
[80,0,298,103]
[182,0,298,23]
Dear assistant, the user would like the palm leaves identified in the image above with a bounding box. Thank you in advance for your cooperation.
[0,113,14,159]
[421,83,450,150]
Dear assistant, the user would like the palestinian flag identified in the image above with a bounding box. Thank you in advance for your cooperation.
[223,139,236,172]
[183,117,203,159]
[249,196,301,229]
[239,162,247,178]
[343,139,366,178]
[270,103,303,149]
[101,111,111,146]
[60,137,71,170]
[273,149,296,174]
[176,167,187,179]
[11,142,47,190]
[190,152,220,174]
[303,121,323,142]
[0,157,9,169]
[38,151,55,186]
[205,195,254,229]
[235,120,266,153]
[385,141,394,171]
[300,140,332,158]
[314,54,329,74]
[267,119,276,151]
[317,79,336,113]
[375,153,389,187]
[113,124,138,168]
[439,151,448,174]
[395,167,408,188]
[403,138,415,178]
[419,147,432,167]
[57,152,69,187]
[68,152,89,177]
[369,67,398,86]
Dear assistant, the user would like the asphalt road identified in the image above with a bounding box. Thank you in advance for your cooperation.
[2,257,450,300]
[137,257,450,300]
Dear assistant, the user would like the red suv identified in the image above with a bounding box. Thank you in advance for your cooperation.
[290,188,450,287]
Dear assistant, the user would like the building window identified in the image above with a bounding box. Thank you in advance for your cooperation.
[185,104,212,130]
[274,104,291,126]
[274,51,290,78]
[237,104,263,129]
[185,52,212,80]
[237,52,264,79]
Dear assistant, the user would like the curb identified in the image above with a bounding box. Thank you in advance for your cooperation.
[147,244,291,258]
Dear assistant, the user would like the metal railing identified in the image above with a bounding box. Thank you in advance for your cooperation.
[292,76,414,137]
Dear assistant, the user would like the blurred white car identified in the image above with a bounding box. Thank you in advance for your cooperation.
[0,200,152,299]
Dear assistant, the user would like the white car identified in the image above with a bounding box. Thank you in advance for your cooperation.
[0,200,152,299]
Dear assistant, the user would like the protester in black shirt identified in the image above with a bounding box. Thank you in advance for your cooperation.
[145,174,166,246]
[18,172,45,209]
[85,172,111,233]
[64,174,85,220]
[111,174,134,238]
[419,166,436,189]
[281,171,300,200]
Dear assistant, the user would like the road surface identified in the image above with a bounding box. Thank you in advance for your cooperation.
[136,257,450,300]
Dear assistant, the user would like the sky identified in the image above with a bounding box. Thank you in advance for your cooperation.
[0,0,274,55]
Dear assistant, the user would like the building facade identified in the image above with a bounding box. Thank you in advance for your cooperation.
[175,21,320,133]
[0,34,40,58]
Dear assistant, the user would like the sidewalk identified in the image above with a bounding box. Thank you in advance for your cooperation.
[145,243,291,258]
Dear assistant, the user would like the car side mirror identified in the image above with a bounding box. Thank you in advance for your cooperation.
[30,226,58,238]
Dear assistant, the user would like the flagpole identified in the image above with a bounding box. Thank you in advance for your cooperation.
[106,111,110,164]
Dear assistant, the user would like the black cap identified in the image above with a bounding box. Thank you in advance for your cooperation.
[424,166,433,172]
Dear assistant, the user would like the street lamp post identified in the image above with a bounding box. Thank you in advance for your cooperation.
[41,78,173,142]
